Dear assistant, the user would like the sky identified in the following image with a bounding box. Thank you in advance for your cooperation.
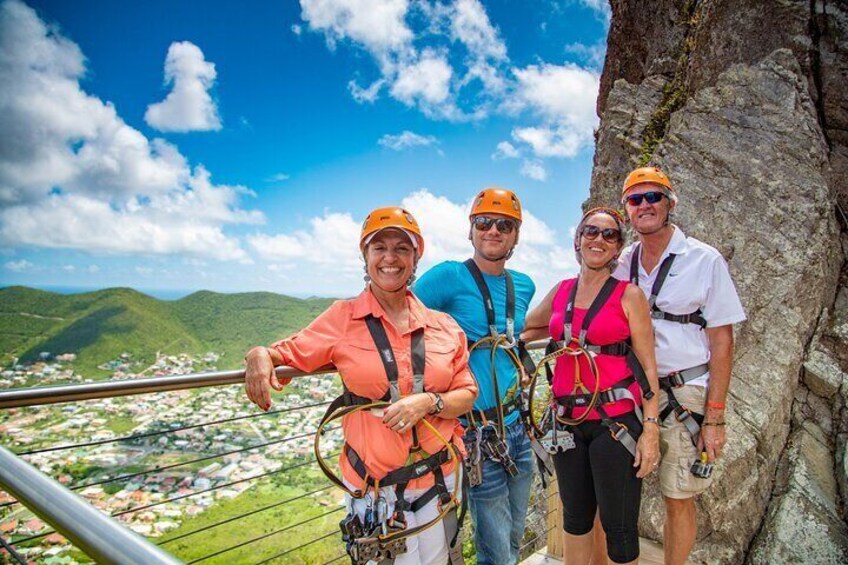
[0,0,611,299]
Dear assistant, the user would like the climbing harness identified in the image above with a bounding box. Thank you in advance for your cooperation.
[529,277,654,460]
[461,259,539,486]
[630,245,710,447]
[315,314,465,565]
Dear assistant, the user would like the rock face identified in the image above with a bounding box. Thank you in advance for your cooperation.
[589,1,848,562]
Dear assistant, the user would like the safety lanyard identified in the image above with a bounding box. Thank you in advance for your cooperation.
[563,277,619,348]
[463,259,515,342]
[363,314,426,402]
[629,244,677,309]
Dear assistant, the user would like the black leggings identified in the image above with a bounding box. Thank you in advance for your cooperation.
[552,411,642,564]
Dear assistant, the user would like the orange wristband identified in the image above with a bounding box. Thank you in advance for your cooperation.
[705,401,726,410]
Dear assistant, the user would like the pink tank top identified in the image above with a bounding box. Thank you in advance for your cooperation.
[548,278,641,420]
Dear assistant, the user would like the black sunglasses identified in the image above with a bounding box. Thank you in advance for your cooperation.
[624,190,665,206]
[581,224,621,243]
[624,191,666,206]
[472,216,517,234]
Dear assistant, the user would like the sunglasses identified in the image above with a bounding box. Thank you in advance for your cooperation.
[581,224,621,243]
[623,191,666,206]
[472,216,518,234]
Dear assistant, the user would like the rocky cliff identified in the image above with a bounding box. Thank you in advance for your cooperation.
[587,1,848,562]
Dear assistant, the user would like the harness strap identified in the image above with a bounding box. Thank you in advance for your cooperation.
[463,259,515,342]
[630,245,707,329]
[364,315,426,402]
[658,363,708,444]
[659,389,704,445]
[563,277,619,347]
[658,363,710,389]
[345,444,452,488]
[595,404,640,458]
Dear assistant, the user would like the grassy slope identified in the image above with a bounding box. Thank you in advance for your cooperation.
[172,291,334,368]
[0,286,336,376]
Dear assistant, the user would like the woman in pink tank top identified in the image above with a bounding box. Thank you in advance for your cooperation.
[523,208,660,565]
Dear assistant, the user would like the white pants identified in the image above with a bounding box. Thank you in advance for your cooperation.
[344,471,460,565]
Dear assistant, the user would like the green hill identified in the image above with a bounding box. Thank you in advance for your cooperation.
[0,286,335,378]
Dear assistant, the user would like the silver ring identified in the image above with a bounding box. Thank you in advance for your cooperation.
[398,420,406,428]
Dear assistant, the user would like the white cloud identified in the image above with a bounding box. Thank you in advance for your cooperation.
[62,264,75,272]
[5,259,33,272]
[390,49,453,106]
[144,41,222,132]
[513,125,584,158]
[0,1,259,260]
[492,141,519,160]
[299,0,599,152]
[291,24,303,36]
[508,63,599,158]
[267,173,290,182]
[450,0,507,61]
[378,131,438,151]
[87,264,100,273]
[520,159,547,181]
[299,0,412,63]
[348,78,385,103]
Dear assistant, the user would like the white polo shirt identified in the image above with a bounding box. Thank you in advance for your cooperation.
[613,226,746,387]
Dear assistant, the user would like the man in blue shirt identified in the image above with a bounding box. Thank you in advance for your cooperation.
[415,188,536,565]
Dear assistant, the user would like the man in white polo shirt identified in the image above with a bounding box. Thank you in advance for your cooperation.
[613,166,746,565]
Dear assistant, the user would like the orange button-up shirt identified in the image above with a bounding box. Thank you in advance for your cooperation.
[271,288,476,491]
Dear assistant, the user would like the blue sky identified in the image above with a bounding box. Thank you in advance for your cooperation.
[0,0,610,298]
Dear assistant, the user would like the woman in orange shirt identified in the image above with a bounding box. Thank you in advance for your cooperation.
[245,206,477,565]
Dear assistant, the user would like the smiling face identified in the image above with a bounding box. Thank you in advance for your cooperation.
[364,228,417,292]
[577,212,623,270]
[470,212,519,262]
[623,182,675,235]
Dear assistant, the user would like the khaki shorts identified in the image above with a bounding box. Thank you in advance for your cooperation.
[658,384,712,499]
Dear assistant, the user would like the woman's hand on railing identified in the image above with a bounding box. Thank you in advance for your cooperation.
[245,346,290,411]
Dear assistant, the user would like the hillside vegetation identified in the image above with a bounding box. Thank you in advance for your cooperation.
[0,286,335,377]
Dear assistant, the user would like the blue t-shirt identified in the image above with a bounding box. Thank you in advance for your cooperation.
[414,260,535,425]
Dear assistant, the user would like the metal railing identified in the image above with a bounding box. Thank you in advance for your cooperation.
[0,342,557,564]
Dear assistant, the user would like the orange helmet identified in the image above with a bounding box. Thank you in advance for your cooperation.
[469,188,522,223]
[360,206,425,257]
[621,166,674,197]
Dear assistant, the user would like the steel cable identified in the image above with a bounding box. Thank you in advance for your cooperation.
[0,425,339,511]
[15,400,333,456]
[157,485,334,545]
[186,506,344,563]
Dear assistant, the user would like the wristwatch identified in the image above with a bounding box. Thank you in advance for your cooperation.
[429,392,444,415]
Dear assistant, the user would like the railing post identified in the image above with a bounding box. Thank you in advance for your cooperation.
[546,479,563,558]
[0,445,183,565]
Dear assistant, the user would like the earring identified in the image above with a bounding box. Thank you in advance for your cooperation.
[363,274,371,283]
[407,273,416,286]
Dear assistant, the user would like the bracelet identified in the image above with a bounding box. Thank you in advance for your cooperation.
[705,401,726,410]
[642,417,660,426]
[702,421,726,426]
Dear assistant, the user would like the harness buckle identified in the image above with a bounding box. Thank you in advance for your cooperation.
[675,406,694,424]
[480,426,518,476]
[599,389,617,405]
[610,422,630,443]
[666,371,687,387]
